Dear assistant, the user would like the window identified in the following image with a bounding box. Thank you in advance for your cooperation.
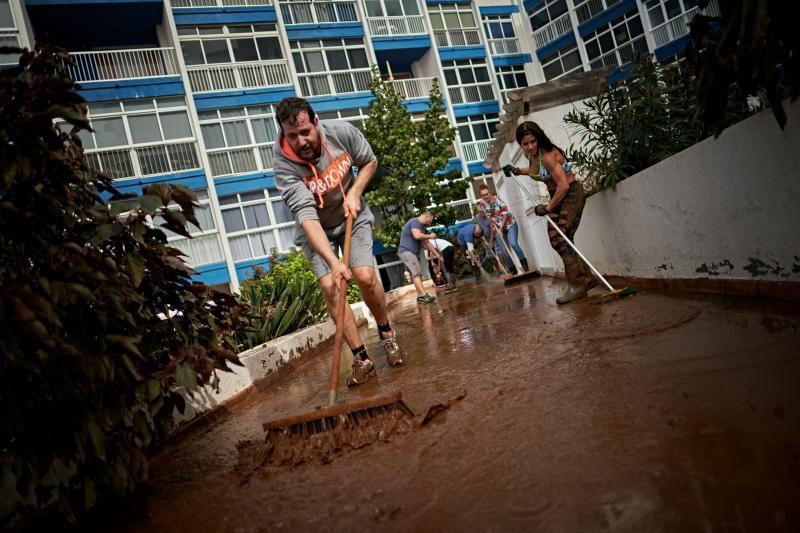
[198,105,278,177]
[178,23,283,66]
[79,97,200,179]
[290,38,371,96]
[151,190,225,268]
[541,43,582,80]
[281,0,358,24]
[527,0,568,32]
[0,0,14,29]
[441,58,496,104]
[317,107,369,131]
[1,0,19,68]
[573,0,622,24]
[457,113,499,161]
[218,189,296,261]
[428,3,476,30]
[495,64,528,101]
[645,0,698,28]
[583,9,646,68]
[363,0,420,17]
[482,15,515,40]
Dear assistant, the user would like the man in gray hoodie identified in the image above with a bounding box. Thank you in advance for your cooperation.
[273,97,406,386]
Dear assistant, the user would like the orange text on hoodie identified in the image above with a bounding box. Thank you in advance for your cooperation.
[273,119,376,235]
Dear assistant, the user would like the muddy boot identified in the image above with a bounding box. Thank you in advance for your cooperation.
[346,358,376,387]
[520,258,530,272]
[508,263,518,276]
[472,264,483,283]
[380,331,406,367]
[445,272,458,292]
[581,261,599,292]
[556,255,589,305]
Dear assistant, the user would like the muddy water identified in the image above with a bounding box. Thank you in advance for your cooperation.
[107,279,800,532]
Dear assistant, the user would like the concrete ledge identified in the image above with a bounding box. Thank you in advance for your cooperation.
[175,283,421,424]
[604,275,800,302]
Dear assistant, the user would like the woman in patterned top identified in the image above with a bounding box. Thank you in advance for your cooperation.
[477,183,529,274]
[503,121,596,304]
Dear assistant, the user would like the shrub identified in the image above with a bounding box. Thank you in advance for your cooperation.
[0,46,249,526]
[236,250,362,350]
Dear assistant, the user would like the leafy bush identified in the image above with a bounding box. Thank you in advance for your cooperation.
[0,46,249,526]
[565,55,753,195]
[236,250,362,350]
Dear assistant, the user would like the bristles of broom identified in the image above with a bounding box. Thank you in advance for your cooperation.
[262,392,413,437]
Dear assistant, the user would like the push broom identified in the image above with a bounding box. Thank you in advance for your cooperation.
[488,218,541,286]
[262,214,413,438]
[505,170,635,303]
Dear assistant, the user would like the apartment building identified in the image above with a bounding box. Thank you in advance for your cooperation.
[1,0,717,292]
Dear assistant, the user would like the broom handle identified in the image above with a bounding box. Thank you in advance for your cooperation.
[329,215,353,406]
[542,213,614,291]
[482,236,509,275]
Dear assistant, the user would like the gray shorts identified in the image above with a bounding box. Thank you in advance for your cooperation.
[399,250,422,278]
[295,209,376,280]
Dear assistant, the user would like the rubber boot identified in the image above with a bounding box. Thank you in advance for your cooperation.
[556,255,589,305]
[581,261,599,292]
[520,258,530,272]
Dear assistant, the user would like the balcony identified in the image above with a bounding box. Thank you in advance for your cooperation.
[532,12,572,48]
[389,77,435,99]
[207,144,274,177]
[66,47,179,83]
[433,28,481,48]
[588,35,648,69]
[367,15,426,36]
[186,60,291,93]
[280,0,358,25]
[573,0,622,24]
[447,83,495,105]
[487,37,521,56]
[461,139,492,163]
[297,68,371,97]
[172,0,272,6]
[651,7,698,48]
[85,141,201,180]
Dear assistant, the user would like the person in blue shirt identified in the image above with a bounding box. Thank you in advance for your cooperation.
[456,222,485,282]
[398,211,440,303]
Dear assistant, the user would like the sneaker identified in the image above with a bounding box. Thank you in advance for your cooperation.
[416,293,435,304]
[380,331,406,367]
[346,359,376,387]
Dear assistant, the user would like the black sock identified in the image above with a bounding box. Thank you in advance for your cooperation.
[351,345,369,361]
[377,322,392,337]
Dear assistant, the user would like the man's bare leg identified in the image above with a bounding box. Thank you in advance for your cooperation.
[411,275,425,297]
[319,273,362,349]
[352,266,405,366]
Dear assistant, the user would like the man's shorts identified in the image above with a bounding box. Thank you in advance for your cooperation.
[398,250,422,278]
[295,208,376,280]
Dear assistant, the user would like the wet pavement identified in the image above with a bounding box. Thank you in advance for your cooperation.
[106,277,800,532]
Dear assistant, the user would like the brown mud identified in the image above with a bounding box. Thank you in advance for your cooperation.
[97,277,800,532]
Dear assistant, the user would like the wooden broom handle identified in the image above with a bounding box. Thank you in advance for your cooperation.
[328,215,354,404]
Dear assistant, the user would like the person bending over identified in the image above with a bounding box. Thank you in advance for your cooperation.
[273,97,407,386]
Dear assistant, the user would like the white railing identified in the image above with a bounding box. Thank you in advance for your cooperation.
[186,60,291,93]
[702,0,720,18]
[487,37,521,56]
[447,83,495,105]
[389,77,435,99]
[66,47,179,82]
[86,141,200,179]
[367,15,426,36]
[172,0,272,6]
[449,199,473,222]
[280,0,358,24]
[651,7,699,47]
[298,68,371,96]
[532,12,572,48]
[589,35,648,69]
[433,28,481,48]
[461,139,492,162]
[206,144,275,177]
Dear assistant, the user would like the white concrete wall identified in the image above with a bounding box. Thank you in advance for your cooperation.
[492,99,800,285]
[575,100,800,283]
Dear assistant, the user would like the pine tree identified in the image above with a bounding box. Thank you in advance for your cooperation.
[363,69,467,248]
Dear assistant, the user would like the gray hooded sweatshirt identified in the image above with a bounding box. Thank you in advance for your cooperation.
[273,119,376,244]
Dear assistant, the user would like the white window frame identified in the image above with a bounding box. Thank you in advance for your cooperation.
[573,0,623,24]
[583,8,646,68]
[290,38,371,97]
[177,23,283,66]
[441,57,495,104]
[540,43,583,81]
[197,104,279,177]
[428,3,477,31]
[316,107,369,130]
[495,64,528,102]
[1,0,21,67]
[527,0,568,32]
[644,0,698,29]
[363,0,420,18]
[219,189,297,262]
[481,14,516,40]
